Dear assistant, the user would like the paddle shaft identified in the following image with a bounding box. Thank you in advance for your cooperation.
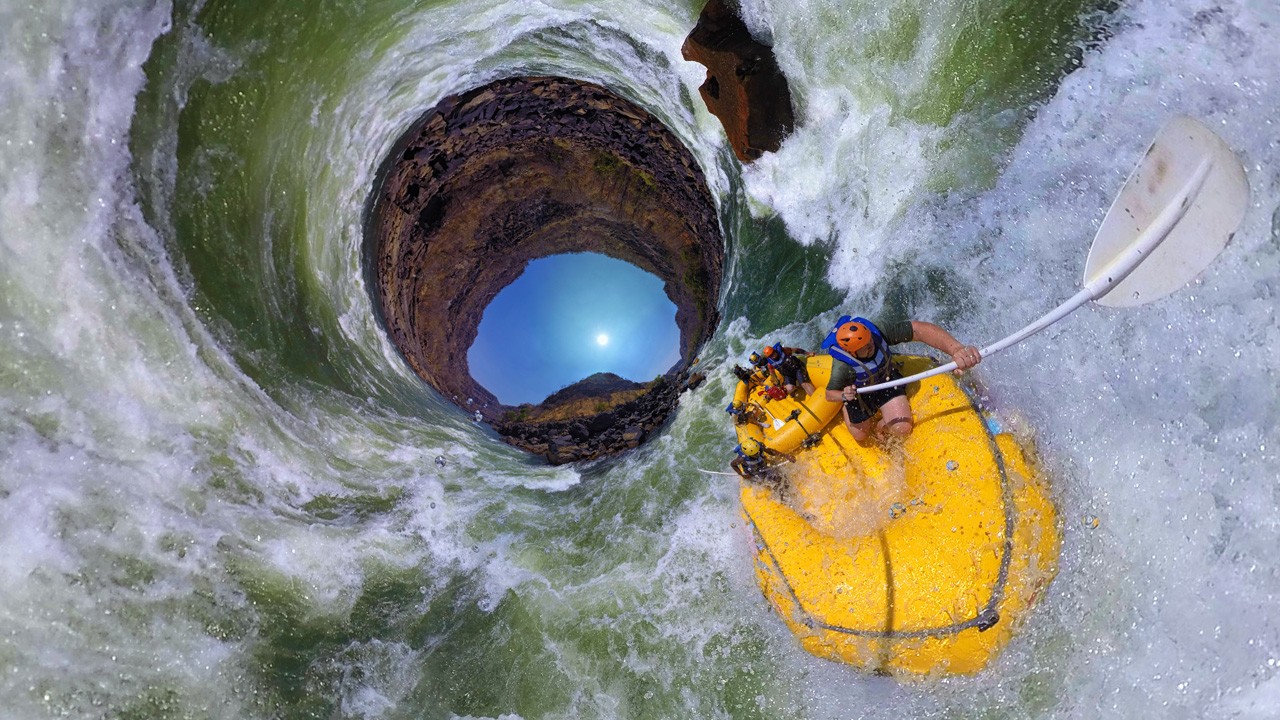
[856,156,1213,394]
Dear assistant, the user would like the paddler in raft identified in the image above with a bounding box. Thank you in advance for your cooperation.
[752,343,816,399]
[824,316,982,444]
[730,438,796,480]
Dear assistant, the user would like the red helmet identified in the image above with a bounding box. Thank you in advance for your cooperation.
[836,322,872,354]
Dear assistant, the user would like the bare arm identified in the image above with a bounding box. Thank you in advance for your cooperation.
[909,321,982,371]
[765,447,796,463]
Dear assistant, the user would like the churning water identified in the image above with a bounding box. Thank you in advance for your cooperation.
[2,0,1279,717]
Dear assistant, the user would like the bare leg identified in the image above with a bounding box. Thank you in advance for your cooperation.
[842,404,875,444]
[876,395,914,437]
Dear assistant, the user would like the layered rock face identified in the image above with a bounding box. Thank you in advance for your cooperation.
[682,0,796,162]
[367,76,723,463]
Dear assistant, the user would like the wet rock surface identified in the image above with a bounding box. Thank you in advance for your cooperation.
[682,0,796,162]
[367,76,723,463]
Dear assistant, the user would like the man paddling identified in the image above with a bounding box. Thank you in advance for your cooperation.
[755,343,817,398]
[730,438,795,479]
[824,316,981,444]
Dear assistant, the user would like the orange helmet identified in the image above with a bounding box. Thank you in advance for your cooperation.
[836,322,872,354]
[762,346,778,359]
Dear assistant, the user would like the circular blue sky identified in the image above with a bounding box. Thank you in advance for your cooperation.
[468,253,681,405]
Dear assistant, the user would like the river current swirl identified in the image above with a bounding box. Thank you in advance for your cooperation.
[2,0,1280,718]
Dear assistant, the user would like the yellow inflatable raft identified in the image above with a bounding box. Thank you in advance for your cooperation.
[732,354,1059,677]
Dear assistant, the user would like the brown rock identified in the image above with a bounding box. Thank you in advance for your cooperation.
[622,425,645,444]
[682,0,796,162]
[487,367,693,464]
[367,77,723,464]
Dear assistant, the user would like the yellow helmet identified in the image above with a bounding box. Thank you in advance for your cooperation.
[836,322,872,354]
[741,439,764,457]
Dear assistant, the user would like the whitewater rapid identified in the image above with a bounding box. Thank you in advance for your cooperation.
[1,0,1279,718]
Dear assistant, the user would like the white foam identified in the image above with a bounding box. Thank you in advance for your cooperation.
[4,0,1279,717]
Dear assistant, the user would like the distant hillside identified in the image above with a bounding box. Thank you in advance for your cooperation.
[503,372,657,424]
[541,372,645,406]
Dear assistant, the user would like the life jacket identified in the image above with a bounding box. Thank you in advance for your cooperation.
[822,315,893,386]
[763,343,787,369]
[734,444,768,472]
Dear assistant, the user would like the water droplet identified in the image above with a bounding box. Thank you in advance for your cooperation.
[1083,514,1100,529]
[946,460,958,472]
[434,455,446,467]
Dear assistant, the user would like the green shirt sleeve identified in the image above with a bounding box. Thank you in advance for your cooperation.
[877,319,913,345]
[826,359,854,391]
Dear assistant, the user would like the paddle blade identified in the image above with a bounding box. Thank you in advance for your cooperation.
[1084,115,1249,307]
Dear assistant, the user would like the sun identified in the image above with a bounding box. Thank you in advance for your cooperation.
[596,333,610,347]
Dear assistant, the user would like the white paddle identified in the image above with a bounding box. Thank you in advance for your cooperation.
[857,115,1250,394]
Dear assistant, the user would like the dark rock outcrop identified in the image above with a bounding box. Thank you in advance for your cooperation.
[682,0,796,162]
[493,370,705,464]
[366,76,723,463]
